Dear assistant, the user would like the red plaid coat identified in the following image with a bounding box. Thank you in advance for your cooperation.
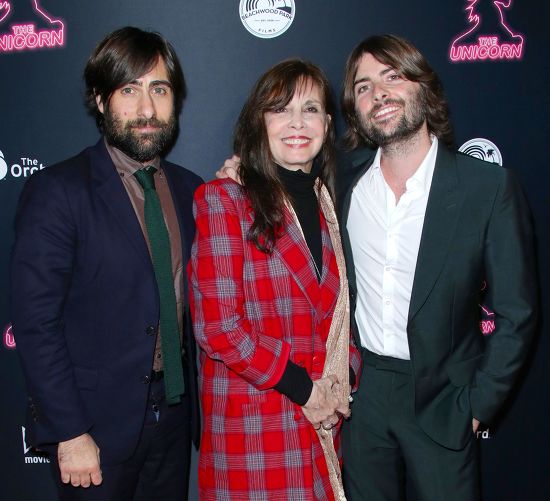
[189,179,361,500]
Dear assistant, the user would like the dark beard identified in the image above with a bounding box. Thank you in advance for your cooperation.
[360,90,426,147]
[103,111,177,163]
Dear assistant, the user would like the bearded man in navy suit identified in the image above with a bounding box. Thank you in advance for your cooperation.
[11,27,202,500]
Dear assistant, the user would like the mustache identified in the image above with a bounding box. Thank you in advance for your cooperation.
[125,117,168,129]
[369,98,405,118]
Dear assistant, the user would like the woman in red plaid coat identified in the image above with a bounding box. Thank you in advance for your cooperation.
[189,60,361,500]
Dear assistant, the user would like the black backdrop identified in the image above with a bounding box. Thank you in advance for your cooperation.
[1,1,548,499]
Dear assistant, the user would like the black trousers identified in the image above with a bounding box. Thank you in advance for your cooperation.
[343,348,480,501]
[52,379,192,501]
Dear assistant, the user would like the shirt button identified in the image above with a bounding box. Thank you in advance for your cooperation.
[146,326,156,336]
[294,412,302,421]
[141,375,151,384]
[385,300,391,305]
[384,266,392,272]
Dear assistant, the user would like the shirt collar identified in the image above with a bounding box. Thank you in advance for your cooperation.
[104,137,161,177]
[369,136,439,194]
[406,136,438,193]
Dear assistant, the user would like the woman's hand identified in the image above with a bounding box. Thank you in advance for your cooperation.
[301,374,346,430]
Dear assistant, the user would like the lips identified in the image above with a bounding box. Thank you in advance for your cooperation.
[282,136,311,146]
[373,105,400,119]
[370,99,404,121]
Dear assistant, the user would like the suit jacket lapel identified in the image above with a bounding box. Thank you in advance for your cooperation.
[273,206,321,309]
[339,149,376,297]
[162,161,197,305]
[91,140,151,265]
[162,161,195,265]
[408,146,460,321]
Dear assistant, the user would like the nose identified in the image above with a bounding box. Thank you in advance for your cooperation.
[288,109,305,129]
[372,82,389,102]
[137,91,155,119]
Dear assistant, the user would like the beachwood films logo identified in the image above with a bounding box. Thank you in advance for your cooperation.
[0,148,47,181]
[0,0,64,53]
[450,0,524,62]
[240,0,295,39]
[459,138,503,166]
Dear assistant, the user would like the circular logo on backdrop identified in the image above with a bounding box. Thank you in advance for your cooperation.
[0,150,8,180]
[459,138,503,166]
[239,0,295,39]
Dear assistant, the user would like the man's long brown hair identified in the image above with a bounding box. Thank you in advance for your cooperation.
[341,34,454,150]
[234,59,336,253]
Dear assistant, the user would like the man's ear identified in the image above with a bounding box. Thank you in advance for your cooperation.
[95,94,105,114]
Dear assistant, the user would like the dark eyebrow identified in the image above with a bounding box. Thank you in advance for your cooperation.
[126,79,172,88]
[150,80,172,88]
[353,66,396,87]
[353,76,370,87]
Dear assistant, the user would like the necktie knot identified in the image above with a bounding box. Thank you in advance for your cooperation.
[134,166,156,190]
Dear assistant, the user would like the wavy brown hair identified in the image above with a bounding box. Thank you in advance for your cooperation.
[341,34,454,150]
[234,59,336,253]
[84,26,186,130]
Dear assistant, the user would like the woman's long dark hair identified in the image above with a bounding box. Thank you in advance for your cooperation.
[234,59,336,253]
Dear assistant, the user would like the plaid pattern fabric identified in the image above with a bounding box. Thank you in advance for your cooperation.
[189,179,360,500]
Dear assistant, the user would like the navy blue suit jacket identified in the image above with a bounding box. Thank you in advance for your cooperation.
[11,140,203,464]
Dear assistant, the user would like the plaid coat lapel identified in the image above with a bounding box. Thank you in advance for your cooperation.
[273,206,322,309]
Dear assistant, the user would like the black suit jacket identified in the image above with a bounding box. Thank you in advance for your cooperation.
[11,139,203,464]
[337,144,537,450]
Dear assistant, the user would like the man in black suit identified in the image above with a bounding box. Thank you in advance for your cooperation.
[11,27,202,500]
[338,34,537,501]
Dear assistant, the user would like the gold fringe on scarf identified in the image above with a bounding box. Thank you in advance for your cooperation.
[288,181,350,500]
[315,182,350,501]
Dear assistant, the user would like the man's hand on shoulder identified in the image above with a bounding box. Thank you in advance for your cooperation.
[58,432,102,488]
[216,155,241,183]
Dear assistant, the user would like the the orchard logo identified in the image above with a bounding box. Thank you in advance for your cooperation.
[450,0,524,62]
[0,1,65,53]
[0,148,47,181]
[3,323,15,349]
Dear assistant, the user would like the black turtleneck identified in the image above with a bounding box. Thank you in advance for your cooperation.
[277,163,323,280]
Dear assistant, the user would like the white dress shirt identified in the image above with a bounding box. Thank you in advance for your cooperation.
[347,137,439,359]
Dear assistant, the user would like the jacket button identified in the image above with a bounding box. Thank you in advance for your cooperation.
[141,375,151,384]
[294,412,301,421]
[146,326,156,336]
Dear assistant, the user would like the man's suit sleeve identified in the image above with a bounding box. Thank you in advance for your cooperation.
[11,171,93,447]
[469,168,537,423]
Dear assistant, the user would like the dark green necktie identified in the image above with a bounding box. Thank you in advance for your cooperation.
[134,166,184,404]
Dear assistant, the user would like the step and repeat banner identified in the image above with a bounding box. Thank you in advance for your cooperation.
[1,1,548,499]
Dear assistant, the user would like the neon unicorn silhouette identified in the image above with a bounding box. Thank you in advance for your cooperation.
[450,0,524,62]
[0,0,64,53]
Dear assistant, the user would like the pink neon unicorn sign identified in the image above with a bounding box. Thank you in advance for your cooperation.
[449,0,524,62]
[0,0,64,53]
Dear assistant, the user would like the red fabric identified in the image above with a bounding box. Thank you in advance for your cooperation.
[189,179,360,500]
